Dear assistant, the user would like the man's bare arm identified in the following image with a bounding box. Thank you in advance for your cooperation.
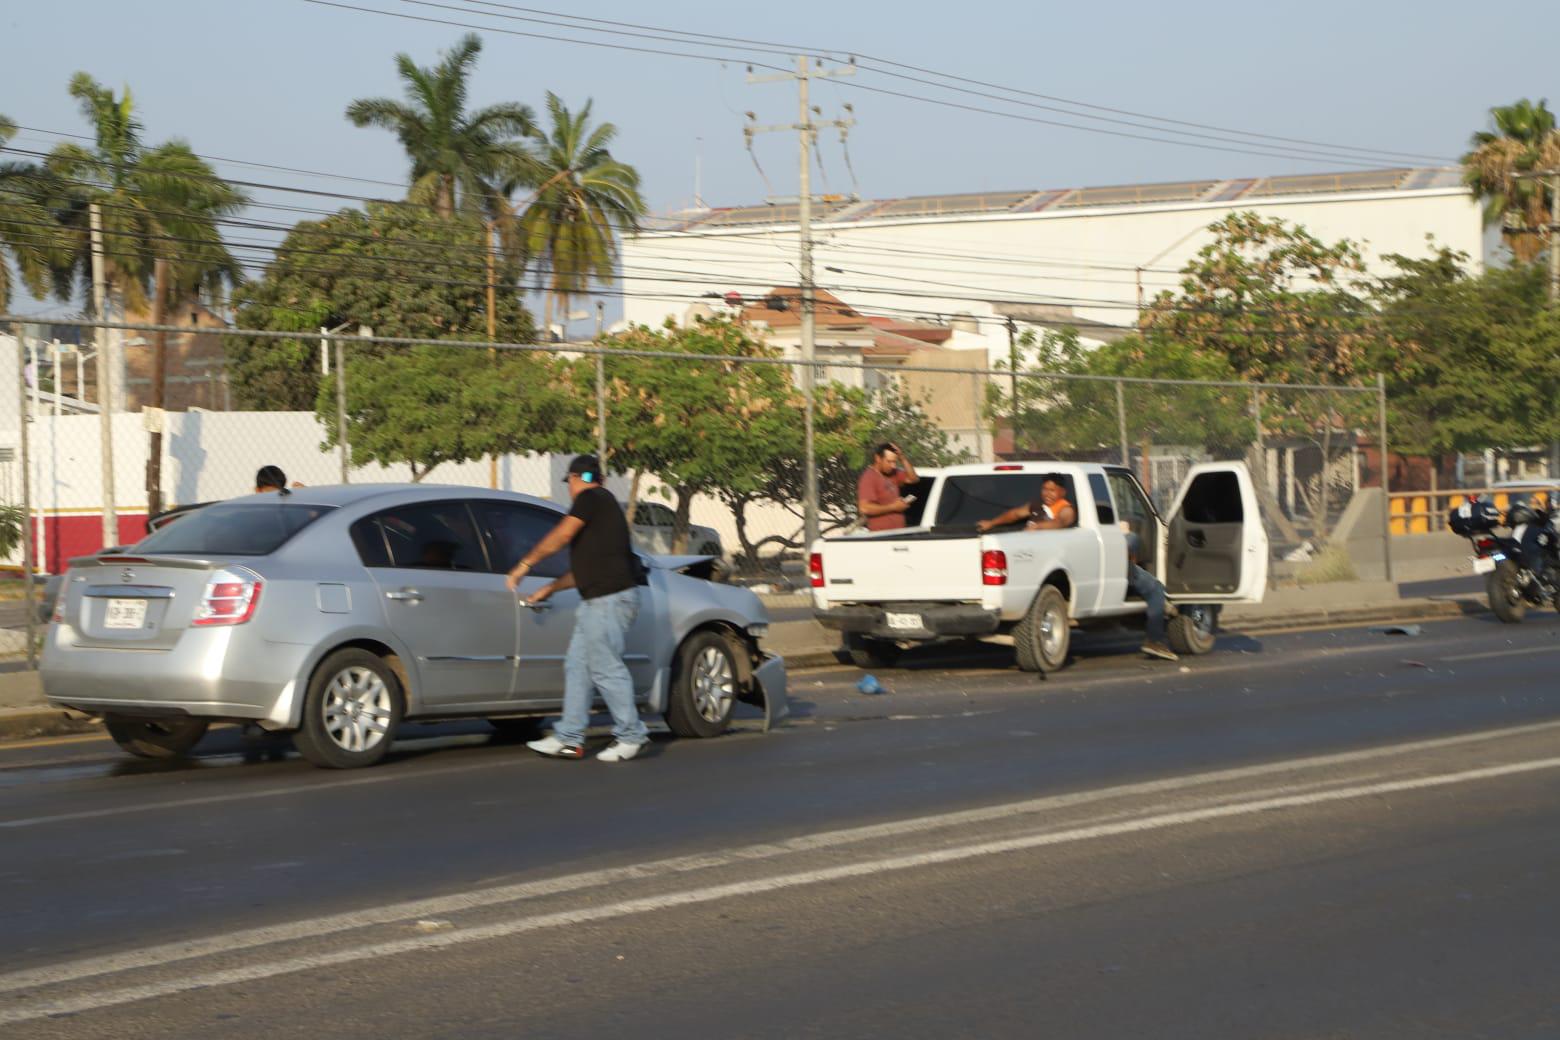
[975,504,1031,532]
[526,570,577,605]
[505,515,585,589]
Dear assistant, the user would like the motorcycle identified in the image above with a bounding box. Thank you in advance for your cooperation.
[1449,494,1560,623]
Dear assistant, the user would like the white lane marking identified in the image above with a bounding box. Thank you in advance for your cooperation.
[0,755,526,830]
[4,753,1558,1026]
[1441,645,1560,663]
[4,716,1560,998]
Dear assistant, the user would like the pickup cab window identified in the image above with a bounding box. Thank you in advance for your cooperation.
[934,474,1075,528]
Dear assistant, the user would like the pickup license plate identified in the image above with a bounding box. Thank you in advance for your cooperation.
[1471,556,1496,575]
[104,598,148,630]
[886,611,923,631]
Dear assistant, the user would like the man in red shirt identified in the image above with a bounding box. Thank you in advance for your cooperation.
[856,442,919,532]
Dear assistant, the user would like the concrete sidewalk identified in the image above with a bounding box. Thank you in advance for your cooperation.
[0,573,1489,744]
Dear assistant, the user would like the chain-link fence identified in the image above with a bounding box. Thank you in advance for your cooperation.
[1,318,1392,605]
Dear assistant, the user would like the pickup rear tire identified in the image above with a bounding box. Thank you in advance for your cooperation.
[1167,604,1219,655]
[843,633,901,669]
[1014,585,1070,673]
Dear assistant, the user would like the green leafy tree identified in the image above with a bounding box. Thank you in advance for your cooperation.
[0,115,61,309]
[229,203,535,410]
[1462,98,1560,263]
[46,74,246,310]
[993,329,1252,458]
[346,34,535,220]
[586,319,800,553]
[1144,212,1376,387]
[518,93,646,333]
[317,345,577,481]
[1374,248,1557,455]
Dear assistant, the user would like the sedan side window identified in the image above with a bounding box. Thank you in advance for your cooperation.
[365,502,488,571]
[471,502,571,578]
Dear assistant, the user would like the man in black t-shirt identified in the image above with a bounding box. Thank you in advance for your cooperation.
[505,454,648,762]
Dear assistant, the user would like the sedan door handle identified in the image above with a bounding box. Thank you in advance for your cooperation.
[520,600,552,613]
[385,589,424,603]
[1186,530,1207,549]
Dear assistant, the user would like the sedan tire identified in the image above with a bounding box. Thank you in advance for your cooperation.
[294,649,405,769]
[104,714,209,759]
[666,631,740,738]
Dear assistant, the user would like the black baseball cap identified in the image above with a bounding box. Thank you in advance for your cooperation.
[563,454,602,483]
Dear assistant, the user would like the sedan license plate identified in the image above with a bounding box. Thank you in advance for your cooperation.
[1471,556,1496,575]
[886,611,923,631]
[104,598,148,630]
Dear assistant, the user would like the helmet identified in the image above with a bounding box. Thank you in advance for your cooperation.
[1508,502,1538,527]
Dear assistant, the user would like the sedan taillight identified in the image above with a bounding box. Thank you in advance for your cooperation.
[809,552,825,588]
[193,567,263,627]
[982,549,1008,586]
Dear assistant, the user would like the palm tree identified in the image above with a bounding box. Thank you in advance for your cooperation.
[518,93,646,335]
[0,115,61,310]
[346,33,536,220]
[1462,98,1560,262]
[46,74,247,310]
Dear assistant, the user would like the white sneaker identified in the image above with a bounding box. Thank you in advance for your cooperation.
[526,735,585,759]
[596,740,644,763]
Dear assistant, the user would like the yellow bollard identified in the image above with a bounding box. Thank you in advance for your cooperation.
[1390,496,1407,536]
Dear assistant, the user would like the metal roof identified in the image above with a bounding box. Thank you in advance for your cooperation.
[650,167,1464,232]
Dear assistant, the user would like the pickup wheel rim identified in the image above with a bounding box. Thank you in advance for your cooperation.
[323,666,393,754]
[1040,600,1066,659]
[691,646,735,723]
[1186,606,1214,635]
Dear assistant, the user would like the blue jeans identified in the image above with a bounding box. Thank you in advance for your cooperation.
[553,588,648,747]
[1127,563,1168,644]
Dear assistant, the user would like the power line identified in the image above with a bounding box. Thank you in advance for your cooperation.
[409,0,1452,166]
[307,0,1437,170]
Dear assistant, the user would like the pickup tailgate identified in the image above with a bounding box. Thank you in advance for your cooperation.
[819,536,981,603]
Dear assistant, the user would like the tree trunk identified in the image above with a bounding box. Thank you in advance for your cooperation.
[625,471,643,533]
[730,494,759,566]
[1316,395,1336,542]
[671,487,693,555]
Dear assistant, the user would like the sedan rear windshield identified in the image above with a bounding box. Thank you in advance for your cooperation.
[132,503,335,556]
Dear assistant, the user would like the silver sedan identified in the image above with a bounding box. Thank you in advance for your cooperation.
[41,485,786,768]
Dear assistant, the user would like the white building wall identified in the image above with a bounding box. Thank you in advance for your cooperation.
[623,188,1482,366]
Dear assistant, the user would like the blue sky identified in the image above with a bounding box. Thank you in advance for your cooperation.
[3,0,1546,321]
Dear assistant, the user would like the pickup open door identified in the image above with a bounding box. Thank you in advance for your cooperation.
[1161,462,1268,603]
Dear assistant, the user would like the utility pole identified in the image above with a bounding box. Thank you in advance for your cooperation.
[1005,316,1020,456]
[747,55,855,548]
[1549,170,1559,305]
[145,258,169,517]
[15,322,36,668]
[89,203,117,548]
[486,217,499,490]
[595,301,608,468]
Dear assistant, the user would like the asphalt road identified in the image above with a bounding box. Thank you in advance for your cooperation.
[3,612,1559,1037]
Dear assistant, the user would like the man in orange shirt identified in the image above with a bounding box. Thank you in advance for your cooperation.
[856,442,919,532]
[975,474,1076,532]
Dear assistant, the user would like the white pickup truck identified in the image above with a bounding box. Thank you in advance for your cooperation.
[810,461,1268,672]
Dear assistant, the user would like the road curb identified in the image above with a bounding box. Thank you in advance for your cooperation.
[0,706,100,742]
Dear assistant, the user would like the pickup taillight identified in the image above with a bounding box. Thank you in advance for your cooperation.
[982,549,1008,586]
[808,552,825,588]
